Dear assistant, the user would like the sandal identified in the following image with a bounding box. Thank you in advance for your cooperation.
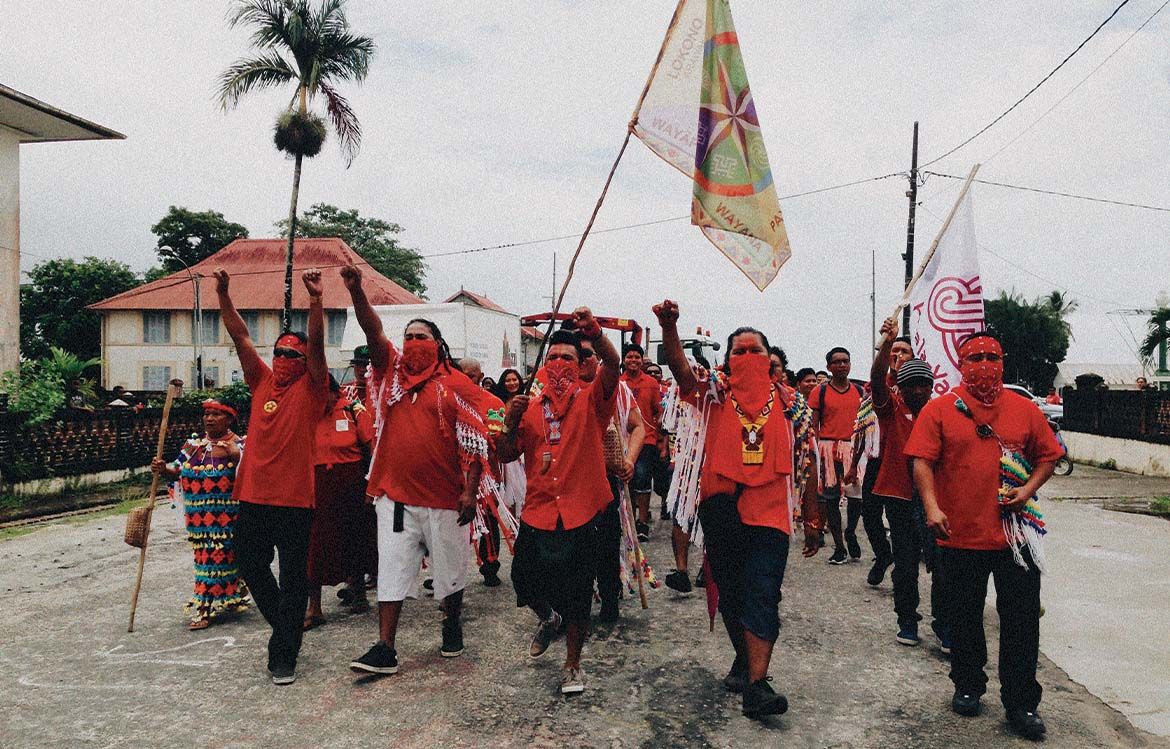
[302,614,327,631]
[189,617,211,631]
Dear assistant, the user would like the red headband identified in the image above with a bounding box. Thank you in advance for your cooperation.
[202,400,237,418]
[275,333,308,355]
[958,335,1002,360]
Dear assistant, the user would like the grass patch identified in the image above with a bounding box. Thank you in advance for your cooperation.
[1099,459,1118,471]
[1150,497,1170,516]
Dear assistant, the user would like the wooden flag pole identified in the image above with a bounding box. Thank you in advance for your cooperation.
[888,163,981,324]
[524,0,689,387]
[126,379,182,632]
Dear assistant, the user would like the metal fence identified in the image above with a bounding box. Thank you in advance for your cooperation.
[1062,388,1170,444]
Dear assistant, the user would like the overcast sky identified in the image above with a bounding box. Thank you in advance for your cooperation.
[4,1,1168,372]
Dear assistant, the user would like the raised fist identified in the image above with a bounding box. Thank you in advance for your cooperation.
[213,268,230,294]
[653,299,679,327]
[302,267,323,297]
[339,263,363,291]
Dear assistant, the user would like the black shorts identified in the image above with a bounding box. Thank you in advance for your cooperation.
[511,519,597,622]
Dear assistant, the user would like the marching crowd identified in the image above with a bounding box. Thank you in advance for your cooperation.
[151,265,1063,740]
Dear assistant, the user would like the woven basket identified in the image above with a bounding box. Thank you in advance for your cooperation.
[603,422,625,475]
[124,506,152,548]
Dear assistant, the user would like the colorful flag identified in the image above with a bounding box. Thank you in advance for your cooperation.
[633,0,789,291]
[907,185,985,395]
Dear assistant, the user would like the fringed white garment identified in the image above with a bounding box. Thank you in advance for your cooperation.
[664,382,710,548]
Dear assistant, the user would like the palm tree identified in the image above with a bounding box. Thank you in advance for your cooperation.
[1140,307,1170,368]
[217,0,375,332]
[1043,290,1078,338]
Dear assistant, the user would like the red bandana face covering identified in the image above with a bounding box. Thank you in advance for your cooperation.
[959,336,1004,405]
[400,339,440,389]
[729,352,773,418]
[272,358,306,386]
[542,359,580,417]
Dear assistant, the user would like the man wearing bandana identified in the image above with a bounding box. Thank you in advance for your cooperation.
[497,308,620,696]
[216,267,329,686]
[905,332,1063,741]
[339,265,488,678]
[654,300,821,721]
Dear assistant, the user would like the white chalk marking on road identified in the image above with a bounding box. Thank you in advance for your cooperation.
[98,635,240,667]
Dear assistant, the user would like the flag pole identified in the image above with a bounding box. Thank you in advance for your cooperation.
[524,0,690,390]
[888,163,981,323]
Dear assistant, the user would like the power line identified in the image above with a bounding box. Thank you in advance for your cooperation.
[986,0,1170,164]
[923,170,1170,213]
[922,0,1135,167]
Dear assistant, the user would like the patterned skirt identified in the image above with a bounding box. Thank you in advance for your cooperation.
[184,489,250,621]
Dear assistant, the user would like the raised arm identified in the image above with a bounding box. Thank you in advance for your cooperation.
[302,269,327,385]
[652,299,698,395]
[871,316,898,408]
[214,269,264,385]
[572,307,620,399]
[339,264,391,371]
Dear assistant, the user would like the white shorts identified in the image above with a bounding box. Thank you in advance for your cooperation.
[374,497,469,602]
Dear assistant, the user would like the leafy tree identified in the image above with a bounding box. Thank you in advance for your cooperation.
[984,289,1072,392]
[20,257,140,361]
[0,347,102,424]
[217,0,375,332]
[151,206,249,272]
[276,203,427,296]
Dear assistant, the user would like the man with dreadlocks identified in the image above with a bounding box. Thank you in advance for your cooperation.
[497,308,620,695]
[339,264,489,677]
[216,267,329,686]
[905,331,1063,741]
[654,300,821,720]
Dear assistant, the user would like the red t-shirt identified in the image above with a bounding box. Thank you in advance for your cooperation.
[904,386,1065,550]
[622,371,661,447]
[366,369,466,510]
[517,378,617,531]
[314,397,374,467]
[233,365,328,508]
[809,382,862,441]
[872,391,916,501]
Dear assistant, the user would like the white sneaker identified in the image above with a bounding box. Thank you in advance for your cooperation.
[560,666,585,694]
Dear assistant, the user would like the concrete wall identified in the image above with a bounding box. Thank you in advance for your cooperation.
[1063,430,1170,477]
[99,309,355,390]
[0,127,20,377]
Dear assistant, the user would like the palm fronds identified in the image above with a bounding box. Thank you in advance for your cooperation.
[1139,308,1170,361]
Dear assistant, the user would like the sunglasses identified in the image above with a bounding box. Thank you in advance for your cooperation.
[581,349,597,359]
[273,348,306,359]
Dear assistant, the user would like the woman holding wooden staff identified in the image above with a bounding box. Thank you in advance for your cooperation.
[151,397,248,630]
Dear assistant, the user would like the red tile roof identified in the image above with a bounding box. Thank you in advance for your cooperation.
[89,238,423,311]
[443,288,509,314]
[520,326,545,340]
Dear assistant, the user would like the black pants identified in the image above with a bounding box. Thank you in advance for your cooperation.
[861,458,891,563]
[883,496,944,629]
[478,512,501,577]
[235,501,313,672]
[939,546,1042,711]
[594,480,623,606]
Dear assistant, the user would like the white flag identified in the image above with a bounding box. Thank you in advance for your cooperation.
[907,186,985,395]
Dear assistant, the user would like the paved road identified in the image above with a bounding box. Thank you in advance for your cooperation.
[0,482,1166,748]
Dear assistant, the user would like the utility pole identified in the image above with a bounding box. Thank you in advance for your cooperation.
[902,121,919,334]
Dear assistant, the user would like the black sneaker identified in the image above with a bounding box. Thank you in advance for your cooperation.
[951,690,981,717]
[694,568,706,588]
[845,534,862,560]
[440,618,464,657]
[269,666,296,685]
[659,503,670,520]
[1006,709,1047,741]
[828,548,848,565]
[482,572,502,587]
[866,558,891,586]
[722,657,748,693]
[742,677,788,719]
[664,570,693,594]
[597,600,619,623]
[636,521,650,542]
[350,642,399,675]
[529,611,563,658]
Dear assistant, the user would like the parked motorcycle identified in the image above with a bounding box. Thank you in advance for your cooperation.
[1050,419,1073,476]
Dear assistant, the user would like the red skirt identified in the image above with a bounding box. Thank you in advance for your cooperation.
[308,461,377,586]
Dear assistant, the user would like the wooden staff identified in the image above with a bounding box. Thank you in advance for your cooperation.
[633,536,650,610]
[126,379,183,632]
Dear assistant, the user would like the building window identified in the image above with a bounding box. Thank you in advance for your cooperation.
[327,310,346,346]
[289,310,309,334]
[143,312,171,344]
[240,311,262,343]
[191,365,220,389]
[195,311,220,345]
[142,365,172,391]
[329,367,350,385]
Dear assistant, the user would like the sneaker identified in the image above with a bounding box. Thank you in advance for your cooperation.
[932,622,953,655]
[441,618,464,657]
[952,690,982,717]
[845,534,862,560]
[722,658,749,693]
[828,548,848,565]
[742,677,788,719]
[337,586,358,604]
[866,558,891,586]
[664,570,693,594]
[482,572,502,588]
[350,642,399,675]
[660,503,670,521]
[348,594,370,613]
[597,600,619,623]
[636,521,650,542]
[269,666,296,685]
[530,611,563,658]
[560,666,585,694]
[694,569,706,588]
[1006,709,1047,741]
[896,623,921,646]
